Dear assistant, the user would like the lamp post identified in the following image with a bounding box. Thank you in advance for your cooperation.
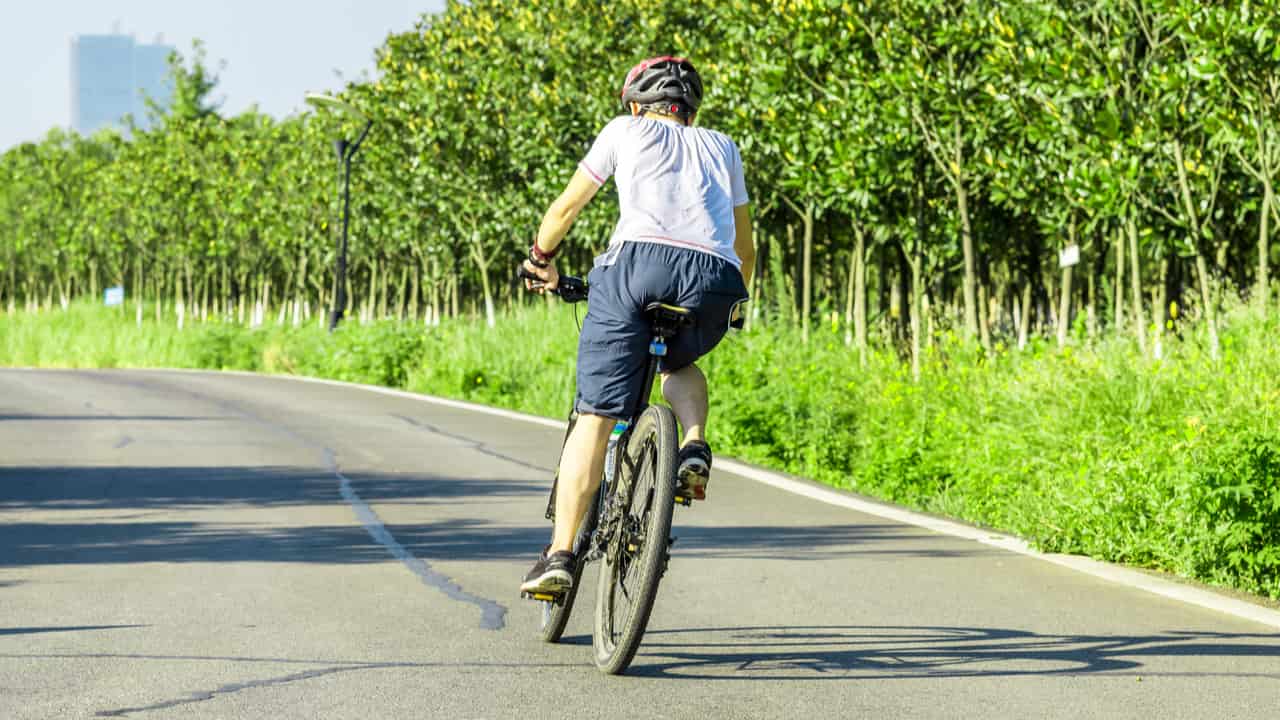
[305,93,372,331]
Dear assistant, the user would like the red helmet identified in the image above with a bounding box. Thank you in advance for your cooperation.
[619,56,703,117]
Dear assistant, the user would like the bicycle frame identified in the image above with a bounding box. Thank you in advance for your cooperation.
[533,275,693,594]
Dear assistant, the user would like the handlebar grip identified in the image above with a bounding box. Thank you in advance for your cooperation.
[516,254,588,302]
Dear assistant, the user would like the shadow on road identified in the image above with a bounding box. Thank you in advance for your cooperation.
[0,465,540,512]
[0,464,546,567]
[1,464,988,568]
[619,625,1280,680]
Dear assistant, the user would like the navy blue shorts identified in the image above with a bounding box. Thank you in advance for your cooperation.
[575,242,749,420]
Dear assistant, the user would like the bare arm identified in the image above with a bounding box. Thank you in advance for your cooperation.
[523,168,602,291]
[733,203,755,289]
[535,168,602,255]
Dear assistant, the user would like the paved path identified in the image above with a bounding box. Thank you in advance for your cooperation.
[1,369,1277,719]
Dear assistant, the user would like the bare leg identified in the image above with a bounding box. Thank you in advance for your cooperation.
[660,363,708,447]
[550,413,613,553]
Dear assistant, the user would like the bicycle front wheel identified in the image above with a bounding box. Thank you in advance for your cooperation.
[592,404,678,675]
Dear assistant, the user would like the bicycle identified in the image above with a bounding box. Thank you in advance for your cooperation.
[517,270,697,675]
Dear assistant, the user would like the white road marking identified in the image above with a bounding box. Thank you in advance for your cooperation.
[327,450,506,630]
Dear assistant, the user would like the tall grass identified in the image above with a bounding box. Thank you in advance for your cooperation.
[3,301,1278,598]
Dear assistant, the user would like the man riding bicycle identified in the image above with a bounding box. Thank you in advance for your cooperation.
[519,56,755,596]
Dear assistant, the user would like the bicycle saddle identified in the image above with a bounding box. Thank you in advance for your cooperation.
[644,302,696,338]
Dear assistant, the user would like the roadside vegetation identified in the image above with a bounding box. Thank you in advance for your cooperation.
[1,1,1278,598]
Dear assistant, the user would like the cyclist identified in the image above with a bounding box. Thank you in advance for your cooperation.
[519,56,755,597]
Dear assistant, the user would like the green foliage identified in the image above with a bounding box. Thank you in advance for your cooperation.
[189,323,266,370]
[3,0,1278,347]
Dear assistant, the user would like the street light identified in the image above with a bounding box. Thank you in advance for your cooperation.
[305,92,372,331]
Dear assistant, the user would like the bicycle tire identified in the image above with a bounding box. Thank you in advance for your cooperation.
[539,504,597,643]
[592,404,678,675]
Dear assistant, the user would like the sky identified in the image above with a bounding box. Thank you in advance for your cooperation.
[4,0,446,150]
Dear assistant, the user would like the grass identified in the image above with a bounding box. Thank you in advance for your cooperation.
[3,300,1278,599]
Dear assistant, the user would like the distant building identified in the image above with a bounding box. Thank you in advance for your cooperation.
[71,33,174,135]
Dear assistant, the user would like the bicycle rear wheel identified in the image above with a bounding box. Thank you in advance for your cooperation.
[592,404,678,675]
[539,498,597,643]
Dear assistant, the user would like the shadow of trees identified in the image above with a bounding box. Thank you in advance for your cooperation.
[618,625,1280,680]
[1,463,992,568]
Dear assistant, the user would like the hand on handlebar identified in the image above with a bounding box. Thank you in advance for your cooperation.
[520,258,560,294]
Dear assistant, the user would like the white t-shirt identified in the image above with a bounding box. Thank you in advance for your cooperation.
[579,116,749,268]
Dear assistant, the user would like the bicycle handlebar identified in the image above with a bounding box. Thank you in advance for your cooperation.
[517,265,589,303]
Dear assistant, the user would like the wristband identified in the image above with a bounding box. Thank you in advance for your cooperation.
[527,247,549,269]
[530,243,557,265]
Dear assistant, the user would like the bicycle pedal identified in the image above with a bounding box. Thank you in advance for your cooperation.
[626,543,638,552]
[521,591,559,603]
[675,495,692,507]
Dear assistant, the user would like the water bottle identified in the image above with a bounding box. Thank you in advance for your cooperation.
[602,420,629,492]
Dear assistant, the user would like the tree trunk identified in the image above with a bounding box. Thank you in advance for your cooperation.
[1126,215,1147,354]
[378,259,391,320]
[843,247,856,347]
[1057,264,1073,349]
[133,255,143,327]
[1193,252,1220,359]
[1259,177,1272,314]
[237,271,248,324]
[992,271,1008,333]
[909,163,928,376]
[408,263,420,322]
[1086,262,1097,340]
[479,267,496,328]
[293,249,308,326]
[1057,219,1076,349]
[924,289,936,350]
[174,267,185,331]
[450,271,460,320]
[1172,140,1219,359]
[1018,282,1032,350]
[264,276,272,326]
[853,224,867,365]
[956,183,979,343]
[801,204,814,344]
[395,264,409,320]
[431,257,442,326]
[469,233,497,328]
[907,245,923,381]
[1153,255,1169,360]
[978,281,992,349]
[1113,228,1125,333]
[200,272,210,323]
[366,257,378,322]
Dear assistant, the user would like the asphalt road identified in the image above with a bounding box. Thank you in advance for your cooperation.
[2,369,1278,719]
